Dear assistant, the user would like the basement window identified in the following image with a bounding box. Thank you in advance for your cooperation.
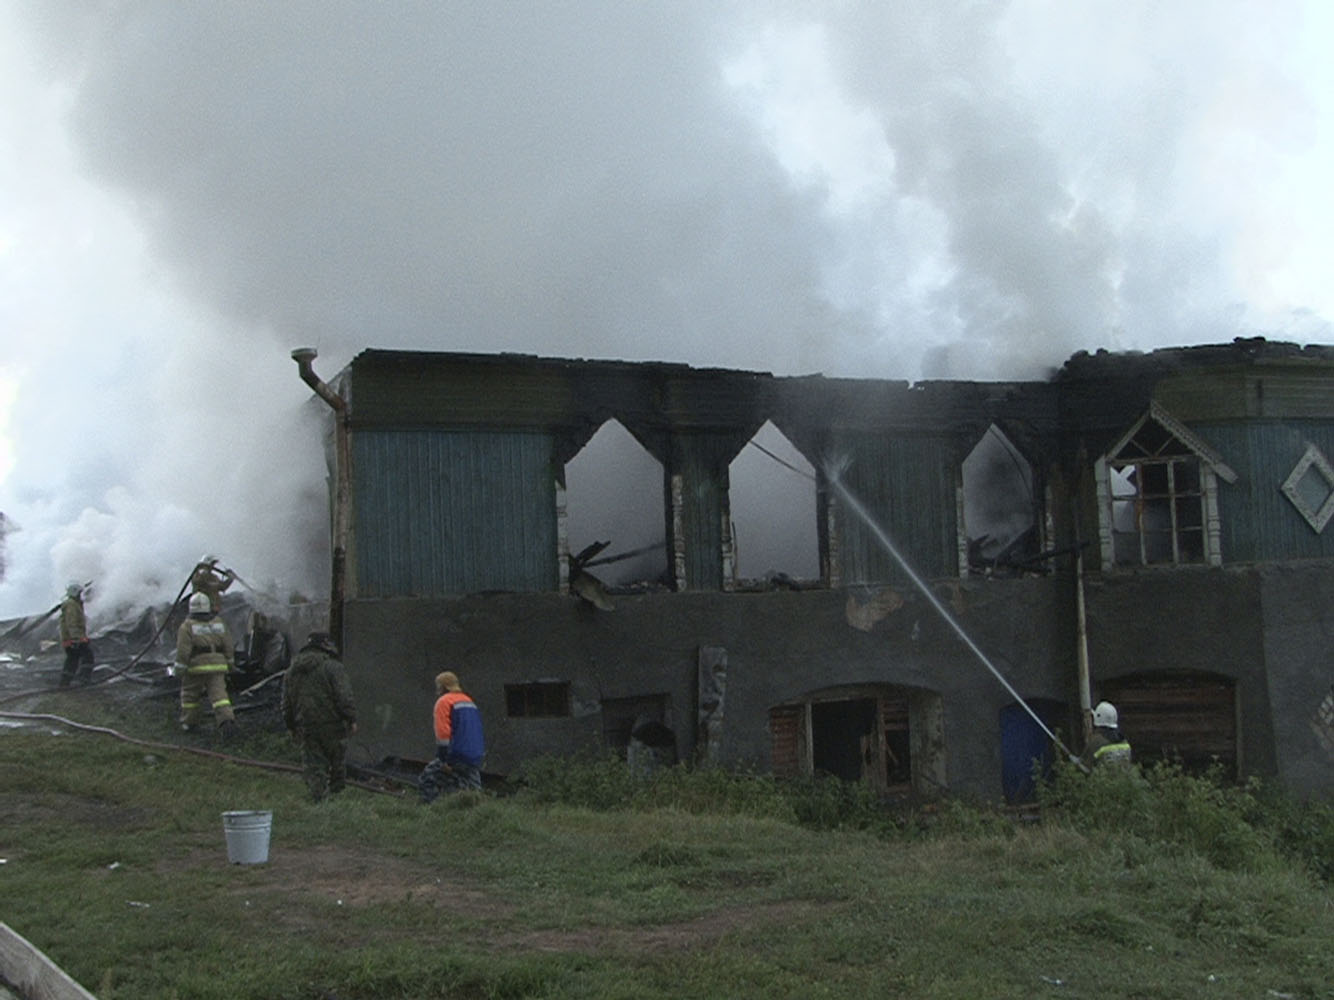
[728,421,819,587]
[505,681,571,718]
[1280,442,1334,533]
[601,693,674,758]
[1095,403,1236,570]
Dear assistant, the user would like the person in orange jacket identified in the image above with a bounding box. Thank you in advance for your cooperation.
[419,671,485,802]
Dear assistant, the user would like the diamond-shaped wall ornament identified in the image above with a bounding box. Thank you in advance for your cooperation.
[1281,443,1334,533]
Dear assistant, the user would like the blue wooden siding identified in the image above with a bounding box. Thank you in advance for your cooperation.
[838,433,958,584]
[679,448,724,590]
[1198,420,1334,563]
[352,429,558,596]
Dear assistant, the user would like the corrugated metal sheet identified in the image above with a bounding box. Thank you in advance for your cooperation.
[352,428,557,596]
[1198,420,1334,563]
[837,433,958,584]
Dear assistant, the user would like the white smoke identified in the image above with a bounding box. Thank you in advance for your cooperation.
[1,0,1331,617]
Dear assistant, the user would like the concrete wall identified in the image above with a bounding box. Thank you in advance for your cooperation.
[341,574,1080,802]
[1080,567,1277,779]
[338,560,1334,801]
[1259,562,1334,798]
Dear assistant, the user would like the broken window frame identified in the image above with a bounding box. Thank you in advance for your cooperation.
[1094,403,1237,571]
[601,693,673,756]
[767,684,945,799]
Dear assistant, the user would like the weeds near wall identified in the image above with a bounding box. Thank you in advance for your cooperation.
[1039,758,1334,881]
[517,752,1334,883]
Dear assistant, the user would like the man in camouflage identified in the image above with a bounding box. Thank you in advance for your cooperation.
[282,632,358,802]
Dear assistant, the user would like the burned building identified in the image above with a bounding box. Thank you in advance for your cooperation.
[295,338,1334,802]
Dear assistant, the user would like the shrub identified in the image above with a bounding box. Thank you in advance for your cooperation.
[1038,758,1283,873]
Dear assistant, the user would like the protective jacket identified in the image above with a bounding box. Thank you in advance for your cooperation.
[433,690,485,767]
[283,647,357,735]
[59,596,88,646]
[1085,727,1133,767]
[190,564,234,613]
[175,615,234,674]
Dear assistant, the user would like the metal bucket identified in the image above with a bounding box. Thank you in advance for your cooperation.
[222,810,272,864]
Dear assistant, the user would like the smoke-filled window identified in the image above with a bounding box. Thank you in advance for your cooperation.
[728,421,819,586]
[563,419,669,589]
[962,425,1037,576]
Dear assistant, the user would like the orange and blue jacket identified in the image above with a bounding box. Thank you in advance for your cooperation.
[433,691,485,766]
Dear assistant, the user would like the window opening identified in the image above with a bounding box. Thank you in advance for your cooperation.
[729,421,819,586]
[962,425,1037,576]
[564,419,669,589]
[601,693,672,755]
[1097,405,1235,569]
[505,681,571,718]
[770,686,936,798]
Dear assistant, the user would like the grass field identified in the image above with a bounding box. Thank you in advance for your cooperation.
[1,689,1332,1000]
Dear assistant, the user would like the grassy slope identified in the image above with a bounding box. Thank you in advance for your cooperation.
[1,713,1332,999]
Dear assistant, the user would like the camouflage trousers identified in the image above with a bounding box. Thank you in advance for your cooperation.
[179,670,234,727]
[419,757,482,803]
[298,726,349,802]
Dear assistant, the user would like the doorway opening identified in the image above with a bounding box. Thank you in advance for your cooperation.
[770,684,944,798]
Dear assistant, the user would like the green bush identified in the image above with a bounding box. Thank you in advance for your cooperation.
[1038,759,1285,873]
[1247,784,1334,883]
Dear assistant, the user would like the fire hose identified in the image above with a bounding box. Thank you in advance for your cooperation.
[0,710,403,797]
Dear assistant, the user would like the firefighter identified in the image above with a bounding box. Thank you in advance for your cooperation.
[58,582,95,687]
[282,632,358,802]
[190,555,235,613]
[174,591,237,735]
[1084,700,1132,768]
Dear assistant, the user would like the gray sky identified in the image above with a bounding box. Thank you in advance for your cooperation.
[2,0,1332,616]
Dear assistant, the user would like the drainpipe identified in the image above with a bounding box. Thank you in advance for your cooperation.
[1072,473,1092,747]
[291,348,350,653]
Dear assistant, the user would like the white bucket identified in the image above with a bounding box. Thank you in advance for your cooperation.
[222,810,273,864]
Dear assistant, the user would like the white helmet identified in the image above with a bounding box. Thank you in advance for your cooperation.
[1092,701,1119,728]
[188,591,213,615]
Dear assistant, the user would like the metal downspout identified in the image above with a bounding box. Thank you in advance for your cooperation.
[1072,467,1093,747]
[291,348,350,651]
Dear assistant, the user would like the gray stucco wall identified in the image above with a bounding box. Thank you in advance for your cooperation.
[340,575,1080,802]
[1080,567,1277,780]
[1259,562,1334,798]
[335,561,1334,800]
